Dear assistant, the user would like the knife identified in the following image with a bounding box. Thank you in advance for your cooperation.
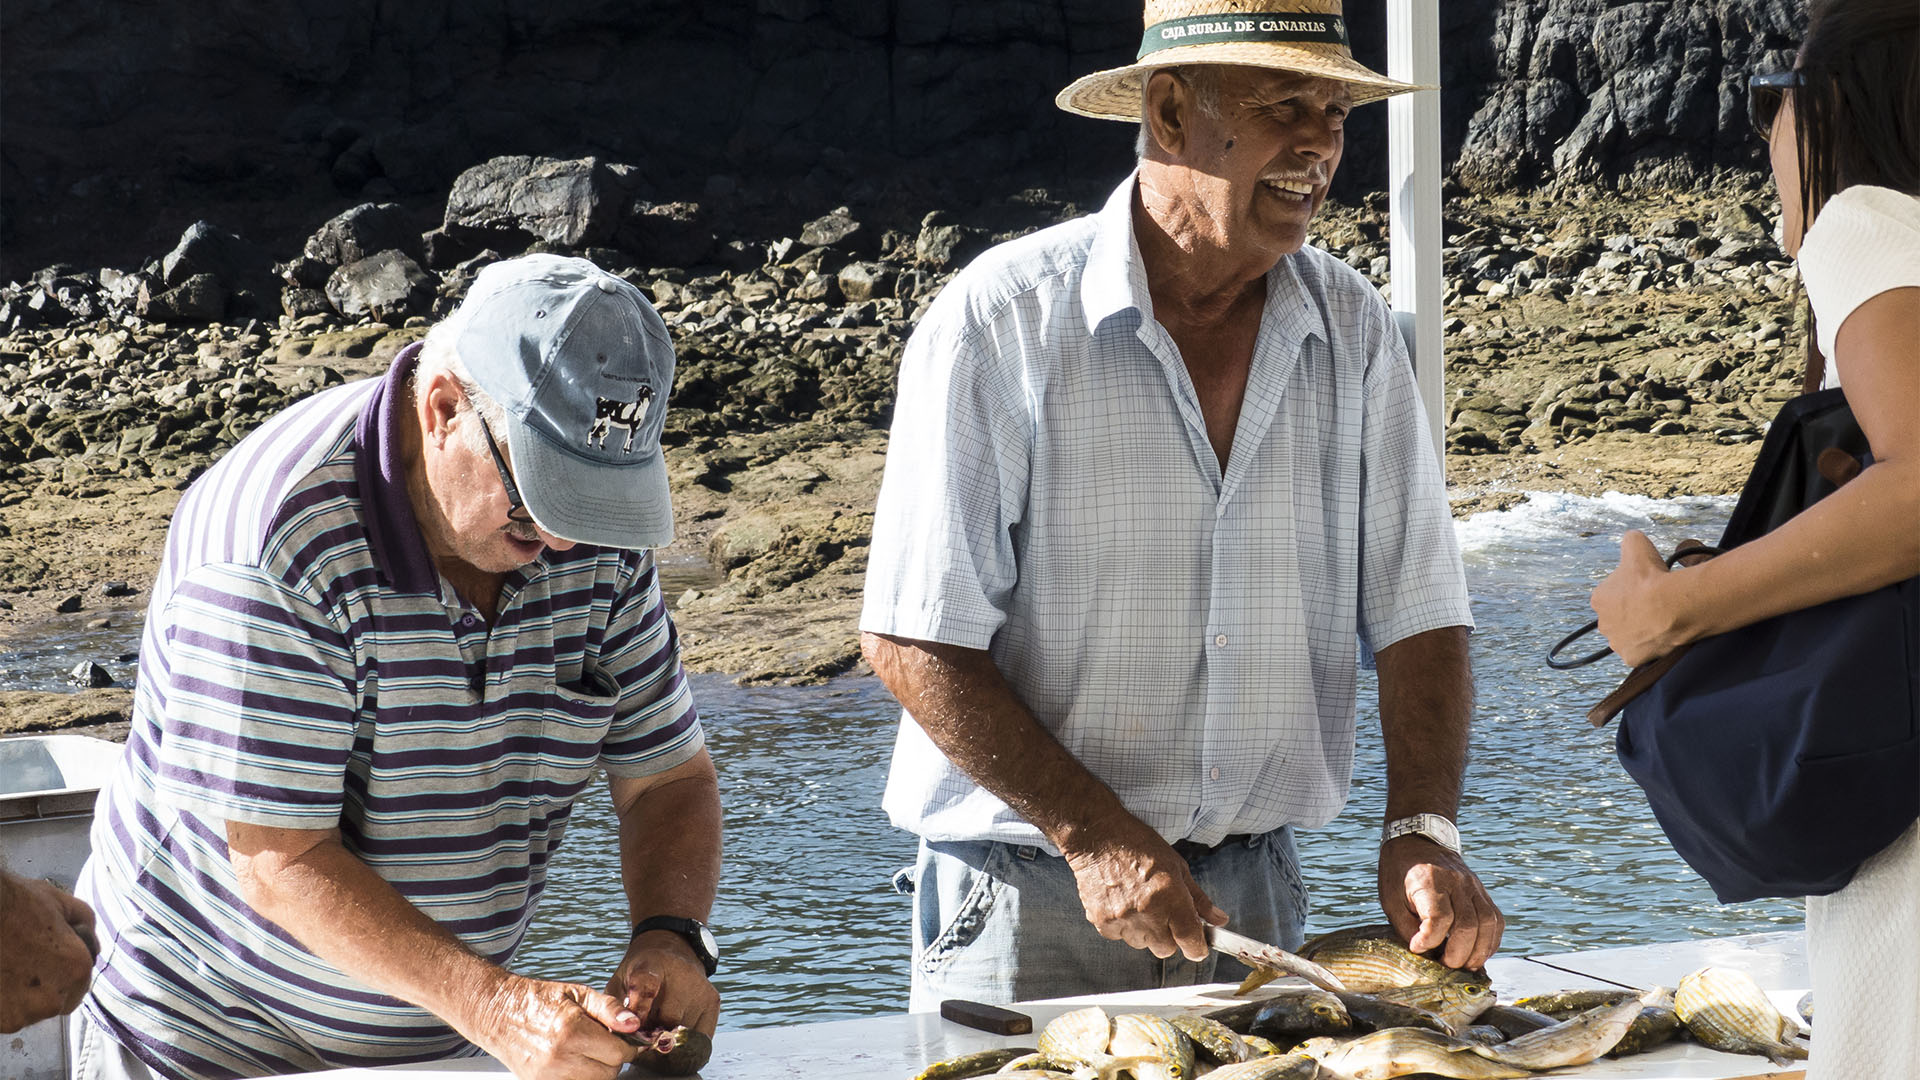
[1208,925,1348,993]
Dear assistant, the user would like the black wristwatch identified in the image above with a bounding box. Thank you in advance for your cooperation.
[631,915,719,977]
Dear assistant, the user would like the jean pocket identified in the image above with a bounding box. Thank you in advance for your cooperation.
[918,843,1007,975]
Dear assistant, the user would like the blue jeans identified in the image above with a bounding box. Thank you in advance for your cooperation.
[903,828,1308,1011]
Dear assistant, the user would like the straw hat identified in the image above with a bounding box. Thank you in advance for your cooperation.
[1056,0,1428,120]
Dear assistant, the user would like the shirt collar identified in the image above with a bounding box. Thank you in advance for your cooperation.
[1079,171,1154,333]
[1078,171,1323,351]
[354,341,439,595]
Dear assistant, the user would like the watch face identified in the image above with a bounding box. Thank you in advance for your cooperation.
[697,923,718,960]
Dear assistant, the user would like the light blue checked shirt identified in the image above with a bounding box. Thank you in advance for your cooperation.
[863,175,1471,851]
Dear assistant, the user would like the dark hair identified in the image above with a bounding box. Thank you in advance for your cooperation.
[1791,0,1920,228]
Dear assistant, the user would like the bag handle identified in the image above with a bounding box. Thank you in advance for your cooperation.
[1543,541,1723,724]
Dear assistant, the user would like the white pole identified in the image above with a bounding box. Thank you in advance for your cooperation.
[1386,0,1445,464]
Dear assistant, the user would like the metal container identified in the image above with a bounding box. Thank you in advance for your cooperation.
[1,733,124,1080]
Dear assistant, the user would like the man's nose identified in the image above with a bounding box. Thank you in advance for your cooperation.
[1290,113,1339,161]
[537,528,577,552]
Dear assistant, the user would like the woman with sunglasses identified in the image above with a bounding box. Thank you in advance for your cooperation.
[1592,1,1918,1075]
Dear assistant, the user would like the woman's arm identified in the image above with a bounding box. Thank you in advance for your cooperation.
[1593,287,1920,666]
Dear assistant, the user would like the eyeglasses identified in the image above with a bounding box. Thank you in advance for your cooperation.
[1748,70,1804,141]
[470,410,534,525]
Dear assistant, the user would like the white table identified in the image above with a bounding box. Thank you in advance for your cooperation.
[293,931,1810,1079]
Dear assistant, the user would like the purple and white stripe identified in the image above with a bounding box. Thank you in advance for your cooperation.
[77,350,699,1078]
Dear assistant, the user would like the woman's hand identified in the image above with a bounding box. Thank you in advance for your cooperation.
[1591,530,1692,666]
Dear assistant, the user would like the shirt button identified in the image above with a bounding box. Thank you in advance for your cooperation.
[1209,767,1221,781]
[1214,633,1229,648]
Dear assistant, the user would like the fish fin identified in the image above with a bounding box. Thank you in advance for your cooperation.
[1235,966,1281,996]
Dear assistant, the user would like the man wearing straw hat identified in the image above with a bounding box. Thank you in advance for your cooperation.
[863,0,1503,1005]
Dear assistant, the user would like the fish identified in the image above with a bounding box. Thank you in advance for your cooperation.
[1204,987,1350,1039]
[1468,985,1669,1070]
[910,1047,1038,1080]
[1606,1001,1684,1057]
[1299,1027,1533,1079]
[1169,1014,1250,1065]
[1334,991,1452,1034]
[993,1052,1078,1074]
[1037,1006,1111,1062]
[1796,989,1814,1025]
[1194,1053,1321,1079]
[1675,967,1809,1065]
[1298,926,1489,992]
[1475,1003,1558,1040]
[1508,988,1636,1017]
[1371,981,1497,1033]
[1247,988,1356,1043]
[1239,1034,1285,1057]
[1457,1024,1507,1046]
[1108,1013,1194,1080]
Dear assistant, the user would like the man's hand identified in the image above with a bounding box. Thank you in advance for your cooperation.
[470,973,641,1080]
[606,932,720,1037]
[1062,818,1227,962]
[1376,836,1503,971]
[0,869,97,1034]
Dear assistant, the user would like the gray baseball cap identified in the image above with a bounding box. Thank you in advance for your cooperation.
[448,253,676,549]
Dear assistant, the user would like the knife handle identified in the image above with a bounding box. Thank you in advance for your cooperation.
[939,999,1033,1035]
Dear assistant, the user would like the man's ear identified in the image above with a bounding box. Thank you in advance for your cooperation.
[416,370,464,447]
[1142,69,1192,159]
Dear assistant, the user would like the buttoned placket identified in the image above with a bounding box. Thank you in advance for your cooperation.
[1136,268,1317,840]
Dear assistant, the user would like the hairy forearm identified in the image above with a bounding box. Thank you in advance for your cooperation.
[229,828,506,1035]
[861,632,1134,855]
[614,756,723,923]
[1374,626,1473,822]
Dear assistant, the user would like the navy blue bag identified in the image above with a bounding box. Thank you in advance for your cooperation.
[1555,390,1920,903]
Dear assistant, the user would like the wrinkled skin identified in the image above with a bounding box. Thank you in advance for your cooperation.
[0,869,97,1033]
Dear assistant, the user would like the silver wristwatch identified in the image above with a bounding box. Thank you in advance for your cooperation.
[1381,813,1461,854]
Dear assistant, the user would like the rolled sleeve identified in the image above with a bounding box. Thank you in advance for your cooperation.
[599,551,702,779]
[860,303,1031,650]
[1355,306,1472,653]
[153,562,358,828]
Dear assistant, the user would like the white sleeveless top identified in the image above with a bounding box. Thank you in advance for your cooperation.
[1794,184,1920,389]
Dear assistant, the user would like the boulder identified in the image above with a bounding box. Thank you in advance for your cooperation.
[324,251,436,322]
[444,155,627,250]
[157,221,277,315]
[304,203,419,267]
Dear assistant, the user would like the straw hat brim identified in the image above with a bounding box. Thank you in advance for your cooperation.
[1056,43,1431,120]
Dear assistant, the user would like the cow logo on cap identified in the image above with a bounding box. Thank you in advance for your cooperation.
[587,387,655,453]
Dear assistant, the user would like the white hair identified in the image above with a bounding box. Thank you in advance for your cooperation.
[413,322,510,455]
[1136,65,1225,159]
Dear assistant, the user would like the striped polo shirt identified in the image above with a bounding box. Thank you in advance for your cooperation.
[76,344,701,1079]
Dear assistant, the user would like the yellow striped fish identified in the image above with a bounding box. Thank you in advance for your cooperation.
[1675,967,1809,1065]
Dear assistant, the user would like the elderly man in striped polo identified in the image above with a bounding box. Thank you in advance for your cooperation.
[71,255,721,1080]
[862,0,1504,1007]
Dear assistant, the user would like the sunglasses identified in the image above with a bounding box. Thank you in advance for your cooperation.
[1748,70,1805,141]
[470,410,535,526]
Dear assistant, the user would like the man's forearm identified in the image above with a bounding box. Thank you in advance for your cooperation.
[1374,625,1473,821]
[227,826,509,1038]
[861,632,1134,855]
[612,753,723,925]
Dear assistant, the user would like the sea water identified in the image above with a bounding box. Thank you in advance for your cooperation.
[0,492,1807,1029]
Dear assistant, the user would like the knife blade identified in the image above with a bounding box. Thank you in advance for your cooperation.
[1208,925,1348,993]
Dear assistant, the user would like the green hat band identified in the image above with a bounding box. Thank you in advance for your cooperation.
[1138,12,1349,59]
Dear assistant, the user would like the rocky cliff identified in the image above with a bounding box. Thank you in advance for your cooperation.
[3,1,1804,278]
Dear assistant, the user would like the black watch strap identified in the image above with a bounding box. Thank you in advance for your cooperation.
[631,915,718,976]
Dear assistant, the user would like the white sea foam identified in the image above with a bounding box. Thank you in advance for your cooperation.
[1454,490,1735,555]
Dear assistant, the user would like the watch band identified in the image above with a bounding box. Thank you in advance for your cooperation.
[631,915,719,977]
[1381,812,1461,854]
